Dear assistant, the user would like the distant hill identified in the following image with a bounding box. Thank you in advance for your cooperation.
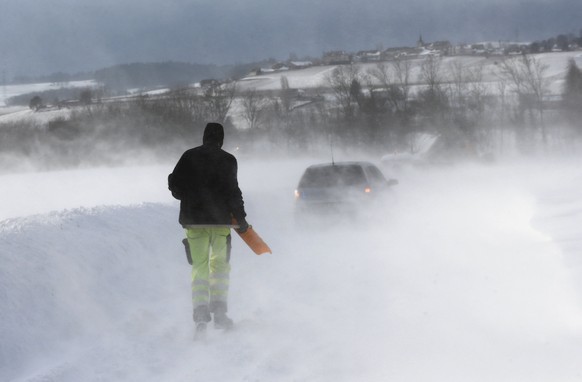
[94,62,226,90]
[93,60,276,91]
[4,60,276,92]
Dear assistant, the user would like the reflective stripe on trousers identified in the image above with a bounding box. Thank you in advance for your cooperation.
[185,227,231,309]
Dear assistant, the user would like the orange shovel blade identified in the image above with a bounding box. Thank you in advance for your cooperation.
[237,227,272,255]
[232,217,272,255]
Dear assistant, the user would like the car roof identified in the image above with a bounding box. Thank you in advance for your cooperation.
[306,161,376,170]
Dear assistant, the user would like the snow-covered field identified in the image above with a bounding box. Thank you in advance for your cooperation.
[236,51,582,95]
[1,155,581,381]
[0,80,98,108]
[0,80,100,126]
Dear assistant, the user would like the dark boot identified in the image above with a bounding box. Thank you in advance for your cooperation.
[193,305,211,323]
[214,313,234,330]
[194,322,207,341]
[193,305,211,341]
[210,301,234,330]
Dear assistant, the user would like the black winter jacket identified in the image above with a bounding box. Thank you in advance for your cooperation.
[168,124,247,227]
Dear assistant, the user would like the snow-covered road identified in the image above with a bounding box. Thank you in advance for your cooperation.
[1,158,581,381]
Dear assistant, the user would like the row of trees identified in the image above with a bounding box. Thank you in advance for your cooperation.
[529,30,582,53]
[308,54,581,156]
[152,53,571,158]
[220,54,582,160]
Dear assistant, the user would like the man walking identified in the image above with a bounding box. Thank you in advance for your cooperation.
[168,122,249,338]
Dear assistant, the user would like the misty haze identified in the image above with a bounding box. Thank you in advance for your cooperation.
[1,1,582,381]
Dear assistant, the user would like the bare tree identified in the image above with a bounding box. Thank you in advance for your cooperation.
[520,54,549,142]
[447,60,468,109]
[367,62,396,112]
[368,62,392,89]
[497,54,550,144]
[29,95,43,111]
[368,57,413,114]
[418,54,448,120]
[79,89,93,106]
[392,56,413,113]
[421,54,443,93]
[164,90,207,127]
[563,59,582,123]
[467,63,493,149]
[446,60,492,146]
[279,75,293,114]
[496,77,508,122]
[240,88,270,135]
[325,64,362,120]
[203,82,236,124]
[494,77,511,151]
[466,64,488,112]
[497,58,526,94]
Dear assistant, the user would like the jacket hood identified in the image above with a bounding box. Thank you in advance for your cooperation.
[203,122,224,148]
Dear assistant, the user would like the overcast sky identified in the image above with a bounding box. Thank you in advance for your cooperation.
[1,0,581,77]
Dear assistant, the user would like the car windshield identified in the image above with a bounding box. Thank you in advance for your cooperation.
[299,165,367,188]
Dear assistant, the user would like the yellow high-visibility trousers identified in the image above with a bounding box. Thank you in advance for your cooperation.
[185,227,231,311]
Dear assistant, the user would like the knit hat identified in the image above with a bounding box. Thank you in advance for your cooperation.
[202,122,224,147]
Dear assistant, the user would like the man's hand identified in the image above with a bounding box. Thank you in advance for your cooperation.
[236,220,249,234]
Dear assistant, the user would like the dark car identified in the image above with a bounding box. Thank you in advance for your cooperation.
[294,161,398,220]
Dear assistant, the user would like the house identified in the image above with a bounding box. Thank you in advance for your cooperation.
[456,44,473,55]
[247,67,262,76]
[271,62,290,71]
[503,43,529,55]
[415,35,452,55]
[200,79,220,88]
[382,47,421,60]
[322,51,352,65]
[471,44,487,55]
[288,61,313,69]
[427,41,452,55]
[355,50,382,62]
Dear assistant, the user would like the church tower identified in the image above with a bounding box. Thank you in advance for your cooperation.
[417,34,425,48]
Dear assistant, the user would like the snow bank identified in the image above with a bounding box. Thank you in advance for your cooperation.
[0,166,172,222]
[0,204,184,382]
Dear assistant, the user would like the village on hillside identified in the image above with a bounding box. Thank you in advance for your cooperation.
[248,34,582,75]
[2,28,582,112]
